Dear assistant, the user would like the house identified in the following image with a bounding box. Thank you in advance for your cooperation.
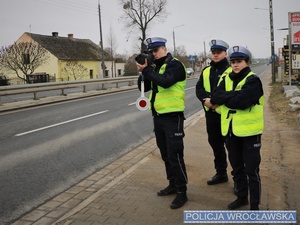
[6,32,125,85]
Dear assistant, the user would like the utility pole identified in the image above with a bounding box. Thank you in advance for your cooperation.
[172,24,184,57]
[98,0,106,78]
[269,0,276,83]
[173,29,176,56]
[288,13,292,86]
[254,2,276,83]
[203,41,207,67]
[202,36,211,67]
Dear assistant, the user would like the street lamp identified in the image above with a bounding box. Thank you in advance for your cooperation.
[254,0,276,83]
[173,24,184,56]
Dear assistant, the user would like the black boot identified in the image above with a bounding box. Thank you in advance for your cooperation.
[233,182,238,195]
[228,197,249,210]
[170,192,188,209]
[207,174,228,185]
[157,185,176,196]
[250,204,259,210]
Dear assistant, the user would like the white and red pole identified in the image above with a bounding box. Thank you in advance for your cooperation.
[136,81,149,111]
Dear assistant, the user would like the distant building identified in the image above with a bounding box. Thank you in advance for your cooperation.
[6,32,125,84]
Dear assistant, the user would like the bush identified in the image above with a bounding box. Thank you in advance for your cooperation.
[0,75,10,86]
[269,82,298,128]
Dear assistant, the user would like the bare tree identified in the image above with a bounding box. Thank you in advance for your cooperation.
[176,45,187,57]
[120,0,168,52]
[0,42,50,84]
[124,54,139,76]
[106,26,118,77]
[61,61,88,81]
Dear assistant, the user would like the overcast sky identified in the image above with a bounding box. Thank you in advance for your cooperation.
[0,0,299,58]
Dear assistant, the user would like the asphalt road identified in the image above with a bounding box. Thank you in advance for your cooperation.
[0,78,201,224]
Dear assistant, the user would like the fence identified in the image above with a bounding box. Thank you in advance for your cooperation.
[0,76,138,105]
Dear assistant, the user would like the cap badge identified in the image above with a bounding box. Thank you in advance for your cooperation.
[211,40,216,45]
[233,46,239,53]
[145,38,152,44]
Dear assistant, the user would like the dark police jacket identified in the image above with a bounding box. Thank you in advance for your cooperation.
[210,66,264,110]
[195,58,230,121]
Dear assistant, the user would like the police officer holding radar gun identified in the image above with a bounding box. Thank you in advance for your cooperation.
[136,37,188,209]
[195,39,231,185]
[208,46,264,210]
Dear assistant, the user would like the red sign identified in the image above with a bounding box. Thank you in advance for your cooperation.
[291,12,300,22]
[294,31,300,43]
[290,12,300,44]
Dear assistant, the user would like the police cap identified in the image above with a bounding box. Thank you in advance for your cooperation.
[228,46,252,60]
[144,37,167,51]
[209,39,229,51]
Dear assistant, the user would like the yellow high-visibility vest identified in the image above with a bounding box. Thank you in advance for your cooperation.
[221,72,264,137]
[149,59,186,114]
[202,67,232,112]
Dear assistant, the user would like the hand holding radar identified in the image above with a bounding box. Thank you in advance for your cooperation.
[136,81,149,111]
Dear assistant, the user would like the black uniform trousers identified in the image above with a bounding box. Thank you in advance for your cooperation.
[225,133,262,206]
[153,112,188,192]
[206,112,227,175]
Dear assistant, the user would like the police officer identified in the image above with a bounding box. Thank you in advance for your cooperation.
[136,37,188,209]
[210,46,264,210]
[196,39,231,185]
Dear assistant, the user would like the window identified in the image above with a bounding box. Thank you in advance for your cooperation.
[23,54,30,64]
[90,70,93,79]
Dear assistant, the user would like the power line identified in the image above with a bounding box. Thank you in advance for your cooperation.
[32,0,120,22]
[33,0,97,15]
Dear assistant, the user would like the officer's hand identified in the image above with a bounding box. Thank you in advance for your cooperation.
[203,98,213,108]
[211,104,219,110]
[136,59,148,72]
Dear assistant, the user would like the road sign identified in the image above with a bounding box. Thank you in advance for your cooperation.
[189,55,195,62]
[292,54,300,69]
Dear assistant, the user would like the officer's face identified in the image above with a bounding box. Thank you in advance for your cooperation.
[230,59,248,73]
[151,46,167,60]
[211,50,227,62]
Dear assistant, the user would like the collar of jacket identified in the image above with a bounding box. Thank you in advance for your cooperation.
[153,53,173,68]
[229,66,251,81]
[210,57,229,69]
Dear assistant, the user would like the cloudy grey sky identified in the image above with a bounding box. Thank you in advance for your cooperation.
[0,0,299,58]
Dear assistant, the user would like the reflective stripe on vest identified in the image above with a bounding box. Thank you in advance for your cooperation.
[202,67,232,112]
[149,59,186,114]
[221,72,264,137]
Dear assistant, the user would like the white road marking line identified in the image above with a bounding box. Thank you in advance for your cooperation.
[15,110,109,136]
[185,87,195,91]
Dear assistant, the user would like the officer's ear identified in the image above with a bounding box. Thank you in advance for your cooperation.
[245,58,251,65]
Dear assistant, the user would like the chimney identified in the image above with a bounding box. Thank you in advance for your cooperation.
[67,33,74,40]
[52,32,58,37]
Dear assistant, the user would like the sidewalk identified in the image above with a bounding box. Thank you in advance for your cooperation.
[10,68,300,225]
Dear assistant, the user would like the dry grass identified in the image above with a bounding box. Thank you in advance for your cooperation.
[268,82,299,129]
